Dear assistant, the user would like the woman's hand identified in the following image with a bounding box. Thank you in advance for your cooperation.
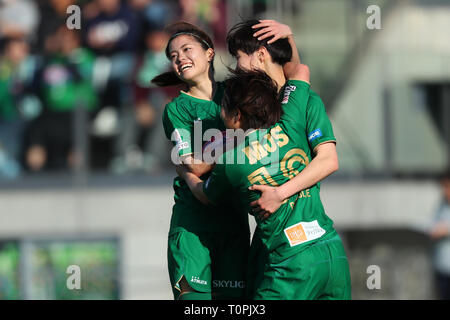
[252,20,293,44]
[249,184,285,220]
[180,155,215,177]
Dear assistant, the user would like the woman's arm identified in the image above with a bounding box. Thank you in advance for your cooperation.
[176,165,210,205]
[283,62,310,84]
[250,142,338,218]
[179,154,214,177]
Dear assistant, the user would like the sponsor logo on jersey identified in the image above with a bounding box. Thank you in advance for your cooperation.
[191,276,208,286]
[176,142,189,152]
[212,280,245,289]
[173,129,189,151]
[308,128,322,142]
[284,220,326,247]
[281,85,297,104]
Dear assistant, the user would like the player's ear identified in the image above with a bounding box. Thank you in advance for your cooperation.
[206,48,215,62]
[234,110,242,127]
[256,46,268,64]
[236,110,242,121]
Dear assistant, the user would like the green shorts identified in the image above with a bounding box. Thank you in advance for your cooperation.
[251,233,351,300]
[167,230,250,300]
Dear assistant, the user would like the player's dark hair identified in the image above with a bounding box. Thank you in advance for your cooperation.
[222,69,283,130]
[227,19,292,66]
[152,22,215,87]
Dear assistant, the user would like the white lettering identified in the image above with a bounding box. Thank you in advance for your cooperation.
[66,265,81,290]
[366,5,382,30]
[66,5,81,30]
[366,265,381,289]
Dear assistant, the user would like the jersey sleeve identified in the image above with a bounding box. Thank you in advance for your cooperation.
[279,80,311,128]
[162,102,193,157]
[202,163,232,205]
[306,93,336,151]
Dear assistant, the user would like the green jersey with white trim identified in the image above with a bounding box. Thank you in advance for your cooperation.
[162,81,249,234]
[203,80,337,262]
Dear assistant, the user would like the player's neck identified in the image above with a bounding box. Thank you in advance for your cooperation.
[265,63,286,92]
[185,70,216,101]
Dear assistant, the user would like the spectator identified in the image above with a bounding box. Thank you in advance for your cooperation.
[23,26,98,172]
[83,0,141,55]
[430,169,450,299]
[35,0,76,52]
[0,0,40,43]
[128,0,177,34]
[0,0,226,176]
[82,0,143,168]
[210,0,227,49]
[0,36,39,178]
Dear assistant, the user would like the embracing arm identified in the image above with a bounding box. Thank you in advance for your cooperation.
[283,61,310,84]
[250,142,338,217]
[277,142,338,199]
[179,155,214,177]
[176,165,211,205]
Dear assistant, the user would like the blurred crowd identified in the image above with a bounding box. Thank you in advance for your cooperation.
[0,0,228,178]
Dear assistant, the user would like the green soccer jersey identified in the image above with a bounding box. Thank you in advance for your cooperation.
[203,80,337,263]
[162,81,249,235]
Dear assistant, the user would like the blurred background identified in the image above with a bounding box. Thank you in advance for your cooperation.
[0,0,449,300]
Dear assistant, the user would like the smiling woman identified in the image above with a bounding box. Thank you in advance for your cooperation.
[167,34,214,88]
[151,22,215,91]
[150,22,251,301]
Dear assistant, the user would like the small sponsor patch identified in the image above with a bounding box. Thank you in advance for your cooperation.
[281,85,297,104]
[284,220,326,247]
[191,276,208,286]
[308,128,322,142]
[176,141,189,152]
[173,129,189,152]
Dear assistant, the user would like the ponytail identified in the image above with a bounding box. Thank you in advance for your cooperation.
[151,71,185,87]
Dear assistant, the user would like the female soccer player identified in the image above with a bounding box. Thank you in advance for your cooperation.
[177,63,352,300]
[235,20,340,221]
[225,19,346,298]
[152,22,250,300]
